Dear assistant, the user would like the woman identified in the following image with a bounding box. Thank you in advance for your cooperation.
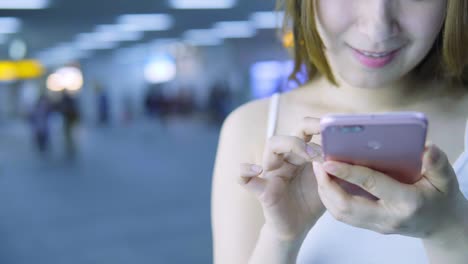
[212,0,468,263]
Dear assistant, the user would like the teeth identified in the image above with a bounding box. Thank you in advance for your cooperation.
[361,51,391,58]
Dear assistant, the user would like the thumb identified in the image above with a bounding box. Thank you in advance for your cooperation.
[422,143,458,192]
[239,164,267,197]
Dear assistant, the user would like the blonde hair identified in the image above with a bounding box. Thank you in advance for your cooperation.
[278,0,468,87]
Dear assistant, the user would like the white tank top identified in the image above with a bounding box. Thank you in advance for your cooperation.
[266,93,468,264]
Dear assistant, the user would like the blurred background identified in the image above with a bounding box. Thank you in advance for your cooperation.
[0,0,298,263]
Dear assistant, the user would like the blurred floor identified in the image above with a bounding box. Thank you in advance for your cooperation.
[0,117,218,264]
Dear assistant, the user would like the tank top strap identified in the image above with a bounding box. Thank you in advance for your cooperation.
[266,93,280,139]
[464,118,468,150]
[453,119,468,174]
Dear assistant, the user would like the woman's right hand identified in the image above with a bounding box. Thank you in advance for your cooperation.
[239,117,325,241]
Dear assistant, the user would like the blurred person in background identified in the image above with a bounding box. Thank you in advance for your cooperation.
[208,81,231,126]
[177,86,194,116]
[122,94,134,125]
[29,93,52,153]
[212,0,468,264]
[144,84,168,121]
[59,90,80,158]
[95,81,110,126]
[144,85,158,118]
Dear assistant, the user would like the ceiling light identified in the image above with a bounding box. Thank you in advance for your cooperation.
[183,29,223,46]
[183,29,217,40]
[47,67,84,92]
[250,11,284,29]
[213,21,256,39]
[0,35,7,44]
[0,17,21,34]
[169,0,236,9]
[0,0,48,9]
[185,38,223,46]
[76,41,118,51]
[117,14,173,31]
[144,55,177,84]
[95,26,144,42]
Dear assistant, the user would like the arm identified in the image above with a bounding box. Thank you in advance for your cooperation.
[212,101,324,264]
[423,195,468,264]
[248,225,306,264]
[211,100,269,264]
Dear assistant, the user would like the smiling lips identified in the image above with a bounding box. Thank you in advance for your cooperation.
[351,47,402,68]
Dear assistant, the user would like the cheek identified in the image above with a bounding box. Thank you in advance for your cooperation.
[316,0,355,46]
[398,4,446,43]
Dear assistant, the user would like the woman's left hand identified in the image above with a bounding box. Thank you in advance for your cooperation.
[312,143,467,238]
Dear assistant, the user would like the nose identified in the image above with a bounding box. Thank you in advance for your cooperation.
[357,0,400,44]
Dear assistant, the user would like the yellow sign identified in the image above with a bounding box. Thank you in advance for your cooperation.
[0,60,44,81]
[282,31,294,48]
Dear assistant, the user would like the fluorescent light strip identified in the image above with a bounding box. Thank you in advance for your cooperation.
[117,14,173,31]
[0,34,7,44]
[185,38,223,46]
[95,25,144,42]
[0,0,48,9]
[250,11,284,29]
[213,21,256,39]
[75,41,118,51]
[36,44,89,64]
[169,0,236,9]
[0,17,21,34]
[183,29,218,40]
[182,29,223,45]
[75,33,95,43]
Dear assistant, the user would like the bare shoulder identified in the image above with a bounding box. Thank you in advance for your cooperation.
[455,87,468,116]
[218,81,327,163]
[211,97,273,263]
[444,85,468,118]
[223,97,270,133]
[266,82,330,138]
[219,96,272,162]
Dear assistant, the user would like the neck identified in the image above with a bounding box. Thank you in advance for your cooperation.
[313,75,444,113]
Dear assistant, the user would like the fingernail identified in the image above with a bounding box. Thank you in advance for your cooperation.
[323,162,341,175]
[306,145,317,158]
[251,165,263,174]
[429,145,440,165]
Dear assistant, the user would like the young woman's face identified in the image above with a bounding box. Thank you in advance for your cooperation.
[314,0,447,88]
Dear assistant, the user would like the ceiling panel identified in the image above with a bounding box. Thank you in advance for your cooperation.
[0,0,279,59]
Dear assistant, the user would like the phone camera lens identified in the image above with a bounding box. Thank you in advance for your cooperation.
[340,126,364,133]
[353,126,364,132]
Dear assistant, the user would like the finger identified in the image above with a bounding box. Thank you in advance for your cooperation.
[263,135,317,170]
[313,162,379,229]
[263,162,298,181]
[292,117,321,142]
[304,143,324,162]
[283,151,309,166]
[240,163,263,181]
[322,161,410,201]
[420,143,458,193]
[283,145,323,164]
[241,176,267,198]
[239,163,267,197]
[314,161,353,208]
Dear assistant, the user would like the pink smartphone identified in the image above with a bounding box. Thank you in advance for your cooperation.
[320,112,428,198]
